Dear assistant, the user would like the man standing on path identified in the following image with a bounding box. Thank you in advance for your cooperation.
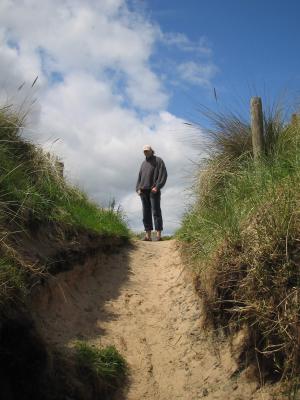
[136,145,168,241]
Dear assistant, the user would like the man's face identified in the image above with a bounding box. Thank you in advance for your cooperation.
[144,150,152,157]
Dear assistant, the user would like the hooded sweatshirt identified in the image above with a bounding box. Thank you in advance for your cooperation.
[136,155,167,192]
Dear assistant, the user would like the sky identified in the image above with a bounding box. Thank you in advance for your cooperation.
[0,0,300,234]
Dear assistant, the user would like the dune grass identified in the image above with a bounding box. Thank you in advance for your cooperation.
[75,341,127,388]
[0,106,129,237]
[0,257,28,304]
[177,104,300,381]
[63,195,129,237]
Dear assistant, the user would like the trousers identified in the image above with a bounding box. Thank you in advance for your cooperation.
[140,189,163,231]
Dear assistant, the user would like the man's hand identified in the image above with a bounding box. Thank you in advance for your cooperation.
[137,189,142,195]
[151,187,158,193]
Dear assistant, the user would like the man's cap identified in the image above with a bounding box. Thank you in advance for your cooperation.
[143,144,153,151]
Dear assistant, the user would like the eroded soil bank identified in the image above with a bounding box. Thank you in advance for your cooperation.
[32,240,275,400]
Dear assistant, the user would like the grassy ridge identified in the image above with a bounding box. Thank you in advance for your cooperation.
[0,107,129,238]
[177,107,300,381]
[0,106,130,303]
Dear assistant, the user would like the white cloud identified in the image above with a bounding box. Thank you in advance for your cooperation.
[162,32,212,55]
[0,0,207,234]
[0,0,165,110]
[177,61,218,87]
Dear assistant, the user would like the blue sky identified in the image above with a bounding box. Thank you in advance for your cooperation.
[0,0,299,234]
[147,0,300,122]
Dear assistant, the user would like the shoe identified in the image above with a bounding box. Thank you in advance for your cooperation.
[156,237,162,241]
[143,237,152,241]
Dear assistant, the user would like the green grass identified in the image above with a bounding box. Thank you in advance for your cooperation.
[0,107,129,237]
[74,341,127,387]
[179,151,300,261]
[0,257,28,303]
[62,194,129,237]
[177,105,300,380]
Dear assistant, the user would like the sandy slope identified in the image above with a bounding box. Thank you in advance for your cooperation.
[32,240,274,400]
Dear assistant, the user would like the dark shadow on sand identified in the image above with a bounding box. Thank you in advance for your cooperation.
[31,241,137,346]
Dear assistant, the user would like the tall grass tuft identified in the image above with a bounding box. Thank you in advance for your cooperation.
[178,103,300,381]
[75,341,127,388]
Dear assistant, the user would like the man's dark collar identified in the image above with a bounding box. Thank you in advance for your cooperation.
[146,154,155,161]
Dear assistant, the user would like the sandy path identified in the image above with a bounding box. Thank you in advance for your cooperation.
[33,240,273,400]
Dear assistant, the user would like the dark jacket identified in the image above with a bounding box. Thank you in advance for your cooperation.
[136,155,167,192]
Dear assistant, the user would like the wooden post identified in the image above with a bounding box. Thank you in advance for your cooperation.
[250,97,264,160]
